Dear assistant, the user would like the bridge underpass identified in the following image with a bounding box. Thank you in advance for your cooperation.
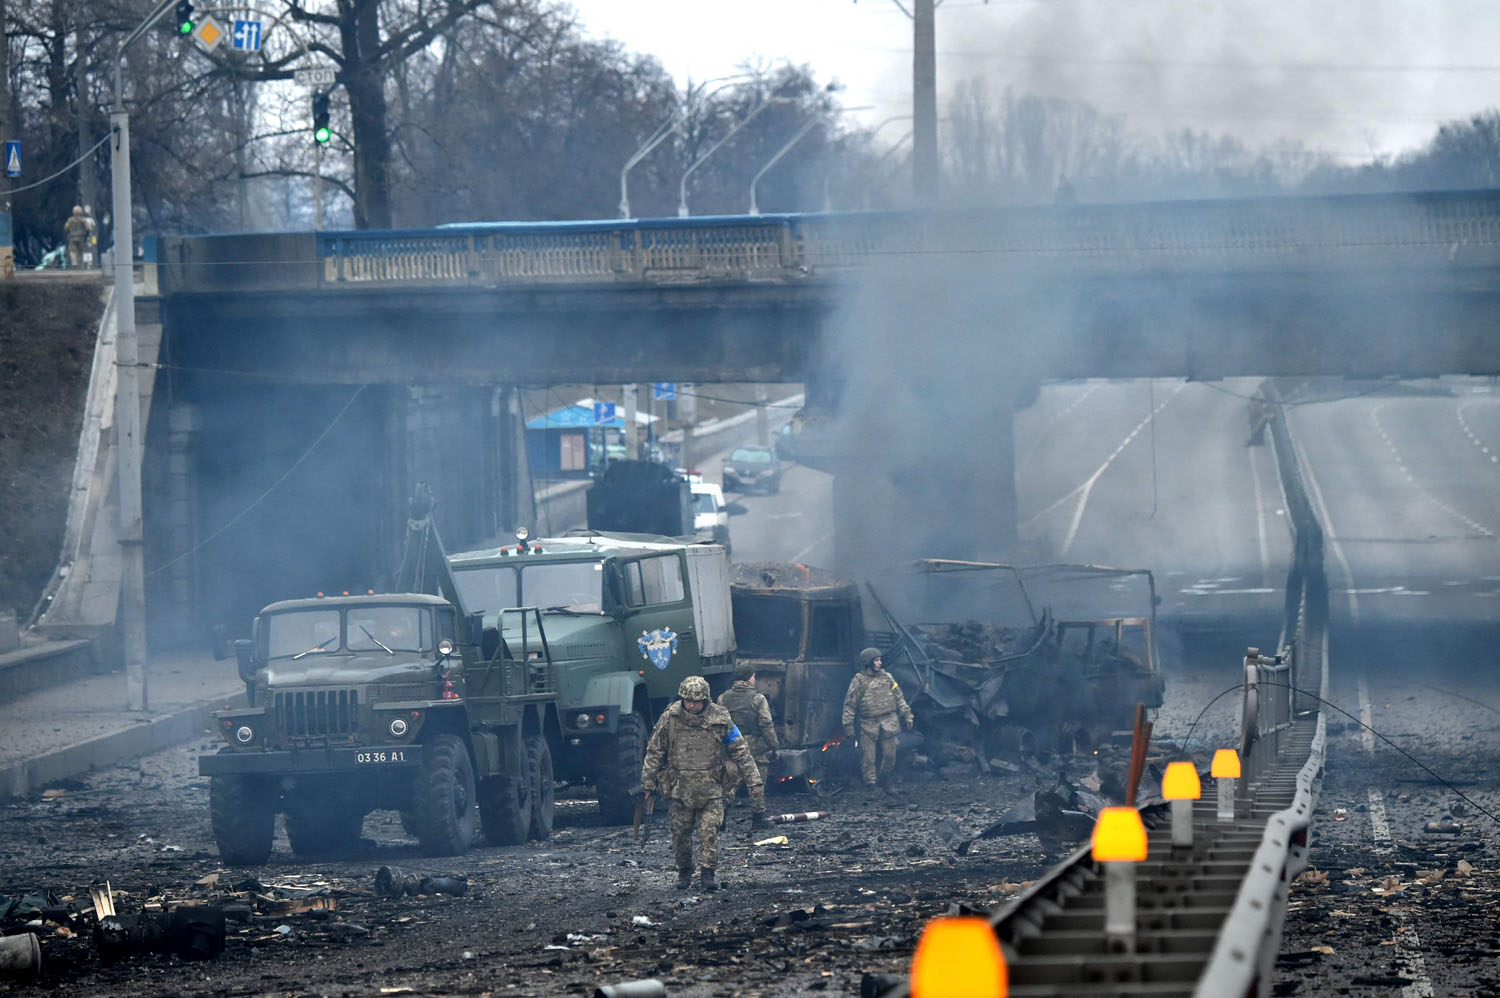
[134,190,1500,640]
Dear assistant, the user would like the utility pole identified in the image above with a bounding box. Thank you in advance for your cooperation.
[1,0,12,279]
[912,0,938,203]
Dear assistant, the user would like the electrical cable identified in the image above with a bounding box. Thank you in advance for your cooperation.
[144,384,369,578]
[3,134,111,196]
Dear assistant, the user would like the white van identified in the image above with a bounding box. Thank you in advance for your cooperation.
[690,481,731,556]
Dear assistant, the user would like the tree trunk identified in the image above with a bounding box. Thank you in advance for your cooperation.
[341,0,391,229]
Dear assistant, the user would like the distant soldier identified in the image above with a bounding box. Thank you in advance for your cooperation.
[718,662,779,830]
[842,648,914,791]
[641,675,763,891]
[64,206,89,268]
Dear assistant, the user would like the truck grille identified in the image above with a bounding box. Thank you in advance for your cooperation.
[274,688,360,738]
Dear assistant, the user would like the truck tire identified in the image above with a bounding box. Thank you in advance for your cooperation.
[284,796,364,856]
[210,775,276,866]
[411,734,478,856]
[597,712,645,825]
[479,737,533,847]
[528,734,555,841]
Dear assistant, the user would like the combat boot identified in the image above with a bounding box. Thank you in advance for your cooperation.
[751,812,773,830]
[676,868,693,890]
[700,868,717,892]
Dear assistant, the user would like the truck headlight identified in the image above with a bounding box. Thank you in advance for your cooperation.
[389,717,409,737]
[235,725,255,744]
[575,712,590,728]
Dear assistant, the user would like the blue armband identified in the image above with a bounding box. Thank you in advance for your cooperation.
[724,724,742,744]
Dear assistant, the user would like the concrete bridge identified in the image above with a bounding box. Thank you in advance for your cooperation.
[52,188,1500,644]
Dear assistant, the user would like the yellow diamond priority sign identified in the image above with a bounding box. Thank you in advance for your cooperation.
[194,15,224,52]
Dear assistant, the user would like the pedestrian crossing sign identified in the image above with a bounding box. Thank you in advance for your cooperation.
[4,141,18,178]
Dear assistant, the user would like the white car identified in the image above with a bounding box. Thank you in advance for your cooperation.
[690,482,731,555]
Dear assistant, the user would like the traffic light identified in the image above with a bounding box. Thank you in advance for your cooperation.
[174,1,195,36]
[312,93,331,144]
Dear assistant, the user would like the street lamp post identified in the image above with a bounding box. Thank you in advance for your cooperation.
[678,96,796,218]
[618,73,755,219]
[749,118,818,215]
[111,0,179,710]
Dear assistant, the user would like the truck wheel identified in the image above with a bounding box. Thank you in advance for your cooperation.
[597,713,645,825]
[285,797,364,856]
[411,734,478,856]
[479,740,533,846]
[210,775,276,866]
[528,734,555,841]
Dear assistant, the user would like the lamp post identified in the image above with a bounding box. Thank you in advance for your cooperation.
[112,0,181,710]
[618,73,755,219]
[678,96,796,218]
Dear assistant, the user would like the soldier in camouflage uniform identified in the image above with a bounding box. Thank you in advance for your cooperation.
[718,662,780,830]
[641,675,763,891]
[842,648,914,790]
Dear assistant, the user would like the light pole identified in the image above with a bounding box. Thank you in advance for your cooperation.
[112,0,180,710]
[618,73,755,219]
[678,96,796,218]
[749,104,875,215]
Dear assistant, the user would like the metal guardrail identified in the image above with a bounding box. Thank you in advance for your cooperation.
[299,190,1500,289]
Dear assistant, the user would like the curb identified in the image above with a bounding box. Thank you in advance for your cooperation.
[0,695,242,801]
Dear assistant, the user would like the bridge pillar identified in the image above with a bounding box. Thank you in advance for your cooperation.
[156,401,199,647]
[495,385,535,537]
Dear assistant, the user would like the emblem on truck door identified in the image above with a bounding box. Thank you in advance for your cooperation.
[638,628,679,670]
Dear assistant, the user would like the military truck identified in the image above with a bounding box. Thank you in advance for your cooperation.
[447,529,735,822]
[200,492,734,865]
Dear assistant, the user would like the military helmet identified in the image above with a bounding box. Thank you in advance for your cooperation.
[859,647,883,668]
[678,675,711,701]
[733,660,755,680]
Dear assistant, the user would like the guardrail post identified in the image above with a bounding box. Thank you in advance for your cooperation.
[1162,761,1202,849]
[1212,749,1241,822]
[1093,807,1148,953]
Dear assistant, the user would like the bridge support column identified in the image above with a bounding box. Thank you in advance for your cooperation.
[158,401,198,647]
[495,385,534,536]
[831,383,1022,585]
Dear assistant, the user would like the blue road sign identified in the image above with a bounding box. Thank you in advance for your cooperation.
[593,402,617,425]
[4,141,19,178]
[232,19,263,51]
[652,382,676,401]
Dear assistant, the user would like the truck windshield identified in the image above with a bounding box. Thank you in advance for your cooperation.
[347,606,430,653]
[454,561,605,614]
[267,609,342,660]
[731,593,803,658]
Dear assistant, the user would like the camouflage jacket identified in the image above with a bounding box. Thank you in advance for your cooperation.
[717,681,779,757]
[641,700,762,806]
[842,668,914,728]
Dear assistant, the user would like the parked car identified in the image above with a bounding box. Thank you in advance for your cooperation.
[722,444,781,495]
[690,481,731,555]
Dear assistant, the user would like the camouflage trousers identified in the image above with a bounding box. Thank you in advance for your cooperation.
[723,754,769,814]
[859,714,901,785]
[669,797,725,872]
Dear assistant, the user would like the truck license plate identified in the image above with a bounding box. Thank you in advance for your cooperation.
[355,750,407,764]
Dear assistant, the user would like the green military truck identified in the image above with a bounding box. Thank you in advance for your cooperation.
[200,495,735,865]
[446,530,736,822]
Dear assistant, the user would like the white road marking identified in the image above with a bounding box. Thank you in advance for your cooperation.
[1396,921,1435,997]
[1367,787,1391,845]
[1017,381,1101,472]
[791,530,833,564]
[1374,403,1497,541]
[1021,381,1187,556]
[1358,678,1375,755]
[1292,415,1360,624]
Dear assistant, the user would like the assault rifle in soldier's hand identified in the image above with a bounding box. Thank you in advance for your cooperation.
[631,785,655,846]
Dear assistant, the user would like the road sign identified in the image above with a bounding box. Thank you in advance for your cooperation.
[294,67,337,87]
[232,19,263,51]
[652,382,676,401]
[593,402,617,425]
[193,15,224,52]
[4,141,18,179]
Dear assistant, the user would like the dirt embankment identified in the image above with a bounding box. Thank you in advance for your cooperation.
[0,277,106,620]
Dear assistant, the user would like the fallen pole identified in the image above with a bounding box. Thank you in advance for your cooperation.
[770,810,829,823]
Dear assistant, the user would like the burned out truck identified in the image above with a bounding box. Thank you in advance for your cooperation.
[199,492,734,865]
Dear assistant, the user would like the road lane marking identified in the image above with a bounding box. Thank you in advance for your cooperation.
[1292,414,1359,624]
[1017,381,1100,472]
[1396,921,1435,997]
[1358,679,1375,754]
[791,530,833,564]
[1374,403,1496,541]
[1022,381,1186,556]
[1367,787,1391,845]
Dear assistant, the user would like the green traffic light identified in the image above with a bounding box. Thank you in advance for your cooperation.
[314,127,331,144]
[178,20,193,34]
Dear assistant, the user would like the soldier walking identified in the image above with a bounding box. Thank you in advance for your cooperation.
[717,662,779,830]
[641,675,763,891]
[64,206,89,268]
[842,648,914,792]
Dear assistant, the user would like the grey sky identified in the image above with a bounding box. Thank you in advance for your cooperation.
[564,0,1500,163]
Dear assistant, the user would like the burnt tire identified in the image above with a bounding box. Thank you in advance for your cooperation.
[209,774,277,866]
[528,734,555,841]
[284,796,364,856]
[411,734,478,856]
[597,712,645,825]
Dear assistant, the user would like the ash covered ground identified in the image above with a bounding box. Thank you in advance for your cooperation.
[0,661,1236,997]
